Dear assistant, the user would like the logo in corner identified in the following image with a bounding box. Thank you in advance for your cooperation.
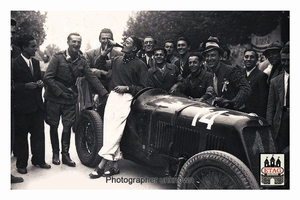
[260,154,284,186]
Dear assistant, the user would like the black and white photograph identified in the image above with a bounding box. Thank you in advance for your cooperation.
[4,0,297,198]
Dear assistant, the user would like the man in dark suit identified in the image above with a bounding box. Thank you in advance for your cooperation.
[84,28,122,91]
[266,43,290,152]
[202,36,251,111]
[174,37,191,79]
[243,49,269,118]
[140,36,156,69]
[12,34,51,174]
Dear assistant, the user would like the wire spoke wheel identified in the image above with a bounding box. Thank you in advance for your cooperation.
[75,110,103,167]
[177,150,259,189]
[191,167,237,189]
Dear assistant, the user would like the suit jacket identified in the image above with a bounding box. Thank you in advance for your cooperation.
[12,55,44,114]
[84,47,122,90]
[214,62,251,110]
[148,62,179,92]
[266,73,286,138]
[244,67,269,118]
[11,45,21,59]
[179,68,213,100]
[140,55,155,69]
[267,62,283,84]
[174,52,192,79]
[84,47,122,70]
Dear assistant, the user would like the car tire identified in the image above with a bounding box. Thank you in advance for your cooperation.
[177,150,259,189]
[75,110,103,167]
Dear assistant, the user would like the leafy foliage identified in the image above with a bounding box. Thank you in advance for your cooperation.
[123,11,289,51]
[11,11,47,47]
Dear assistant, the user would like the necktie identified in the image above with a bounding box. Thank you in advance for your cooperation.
[180,65,184,75]
[29,59,34,76]
[213,73,218,95]
[148,57,154,68]
[286,77,290,107]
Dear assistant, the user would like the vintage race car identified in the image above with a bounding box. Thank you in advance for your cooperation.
[74,87,287,189]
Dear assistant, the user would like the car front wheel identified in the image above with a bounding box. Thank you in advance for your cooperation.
[75,110,103,167]
[177,150,259,189]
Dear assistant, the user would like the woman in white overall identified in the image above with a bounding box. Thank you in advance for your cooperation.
[89,36,148,178]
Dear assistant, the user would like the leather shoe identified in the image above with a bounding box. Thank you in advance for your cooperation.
[11,174,24,183]
[17,168,27,174]
[35,163,51,169]
[89,167,104,179]
[103,167,120,177]
[62,154,76,167]
[52,154,60,165]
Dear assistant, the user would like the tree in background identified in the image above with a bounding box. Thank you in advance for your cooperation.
[44,44,61,58]
[11,11,47,48]
[123,11,289,67]
[84,42,92,53]
[124,11,289,48]
[35,44,61,61]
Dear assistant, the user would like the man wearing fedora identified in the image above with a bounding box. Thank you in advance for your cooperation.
[202,36,251,111]
[263,41,283,84]
[266,42,290,152]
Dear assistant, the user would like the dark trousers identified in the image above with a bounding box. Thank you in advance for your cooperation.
[45,101,76,155]
[276,110,289,152]
[11,105,15,153]
[14,108,46,168]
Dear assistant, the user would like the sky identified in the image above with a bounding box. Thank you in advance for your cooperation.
[39,10,135,52]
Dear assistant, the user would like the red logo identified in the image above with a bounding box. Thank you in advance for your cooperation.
[261,167,284,175]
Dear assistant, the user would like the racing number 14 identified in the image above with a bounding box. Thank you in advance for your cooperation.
[191,110,228,130]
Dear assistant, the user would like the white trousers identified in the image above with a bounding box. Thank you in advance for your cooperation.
[98,91,133,161]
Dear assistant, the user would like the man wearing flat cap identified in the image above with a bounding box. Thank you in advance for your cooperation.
[202,36,251,111]
[263,41,283,84]
[266,42,290,152]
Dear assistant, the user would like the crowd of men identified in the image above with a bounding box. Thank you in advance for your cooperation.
[11,19,290,182]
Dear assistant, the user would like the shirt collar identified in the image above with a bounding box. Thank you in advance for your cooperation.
[65,49,80,63]
[21,53,31,66]
[246,66,256,77]
[284,71,290,80]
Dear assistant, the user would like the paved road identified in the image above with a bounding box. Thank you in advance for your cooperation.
[10,123,177,190]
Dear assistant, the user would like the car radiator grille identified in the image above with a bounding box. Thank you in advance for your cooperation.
[205,134,225,150]
[154,121,202,155]
[154,121,173,149]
